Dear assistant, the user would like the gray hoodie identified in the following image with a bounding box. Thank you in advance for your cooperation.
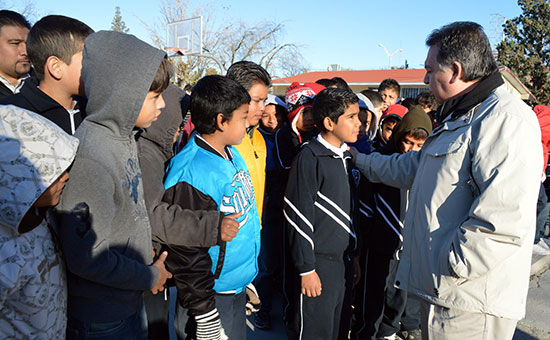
[56,31,166,322]
[137,84,222,248]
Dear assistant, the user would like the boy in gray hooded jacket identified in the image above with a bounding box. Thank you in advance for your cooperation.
[56,31,173,339]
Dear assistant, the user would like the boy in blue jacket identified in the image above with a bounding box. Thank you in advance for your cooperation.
[163,75,261,340]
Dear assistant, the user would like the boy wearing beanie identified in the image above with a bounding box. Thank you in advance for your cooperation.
[276,82,325,170]
[352,106,432,340]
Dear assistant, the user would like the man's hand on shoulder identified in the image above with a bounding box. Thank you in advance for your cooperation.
[349,146,359,163]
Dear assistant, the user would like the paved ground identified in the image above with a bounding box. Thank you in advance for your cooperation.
[246,253,550,340]
[513,254,550,340]
[165,251,550,339]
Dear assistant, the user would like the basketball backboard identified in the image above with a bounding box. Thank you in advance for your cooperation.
[166,16,202,56]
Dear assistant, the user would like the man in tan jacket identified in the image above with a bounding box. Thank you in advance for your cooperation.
[354,21,541,340]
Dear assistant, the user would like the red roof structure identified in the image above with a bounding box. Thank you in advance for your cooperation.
[273,69,427,85]
[272,67,535,101]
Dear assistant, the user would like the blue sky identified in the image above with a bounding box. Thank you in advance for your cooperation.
[6,0,522,74]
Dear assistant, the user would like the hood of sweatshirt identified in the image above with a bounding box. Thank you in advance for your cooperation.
[81,30,166,138]
[391,105,433,150]
[138,84,184,159]
[0,105,78,235]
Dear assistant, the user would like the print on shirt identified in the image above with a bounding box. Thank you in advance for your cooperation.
[220,169,255,228]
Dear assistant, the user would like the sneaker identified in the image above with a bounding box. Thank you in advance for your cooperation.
[377,333,400,340]
[254,311,272,330]
[397,329,422,340]
[533,238,550,255]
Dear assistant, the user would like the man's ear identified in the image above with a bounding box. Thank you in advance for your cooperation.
[450,61,463,84]
[323,116,334,132]
[44,56,63,81]
[216,113,225,131]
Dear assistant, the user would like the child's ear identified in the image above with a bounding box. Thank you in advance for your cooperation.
[216,113,225,131]
[45,56,63,81]
[323,116,334,132]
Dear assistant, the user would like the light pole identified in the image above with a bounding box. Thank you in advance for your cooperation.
[378,43,403,69]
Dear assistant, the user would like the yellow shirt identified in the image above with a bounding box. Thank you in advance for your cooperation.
[235,127,266,222]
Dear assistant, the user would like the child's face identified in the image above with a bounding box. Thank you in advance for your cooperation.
[398,134,426,154]
[135,91,165,129]
[381,120,397,142]
[247,83,269,127]
[374,104,384,118]
[380,89,399,109]
[260,104,279,133]
[63,50,84,96]
[296,106,314,132]
[357,109,372,139]
[34,171,69,207]
[221,103,250,145]
[330,103,361,144]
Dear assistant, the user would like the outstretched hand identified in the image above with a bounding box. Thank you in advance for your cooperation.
[348,146,359,163]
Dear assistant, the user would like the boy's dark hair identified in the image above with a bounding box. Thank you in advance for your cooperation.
[360,89,384,108]
[27,15,94,80]
[315,78,336,88]
[426,21,497,82]
[312,88,358,133]
[401,97,417,110]
[331,77,351,90]
[149,57,174,93]
[190,75,251,134]
[0,10,30,31]
[404,127,428,140]
[417,91,438,111]
[378,78,400,94]
[383,116,401,125]
[226,61,271,91]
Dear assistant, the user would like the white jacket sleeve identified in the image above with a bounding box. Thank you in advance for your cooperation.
[355,149,421,190]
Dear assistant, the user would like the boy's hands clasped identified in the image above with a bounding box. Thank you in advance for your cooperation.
[151,251,173,294]
[301,271,322,297]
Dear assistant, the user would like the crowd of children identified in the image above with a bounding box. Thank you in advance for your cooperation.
[1,9,549,340]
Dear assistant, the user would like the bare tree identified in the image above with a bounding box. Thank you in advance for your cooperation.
[1,0,40,22]
[140,0,307,85]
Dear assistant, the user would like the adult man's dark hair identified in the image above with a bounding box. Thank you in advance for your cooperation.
[226,60,271,91]
[426,21,497,82]
[0,10,30,31]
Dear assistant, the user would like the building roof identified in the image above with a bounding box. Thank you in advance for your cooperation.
[273,69,427,86]
[272,67,536,101]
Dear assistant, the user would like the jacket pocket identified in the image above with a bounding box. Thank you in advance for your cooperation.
[425,141,464,157]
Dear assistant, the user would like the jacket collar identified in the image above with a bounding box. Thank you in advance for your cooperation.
[437,71,504,125]
[305,135,352,159]
[20,77,65,112]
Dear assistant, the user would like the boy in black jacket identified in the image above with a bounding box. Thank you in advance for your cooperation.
[0,15,93,134]
[284,88,361,340]
[352,105,432,340]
